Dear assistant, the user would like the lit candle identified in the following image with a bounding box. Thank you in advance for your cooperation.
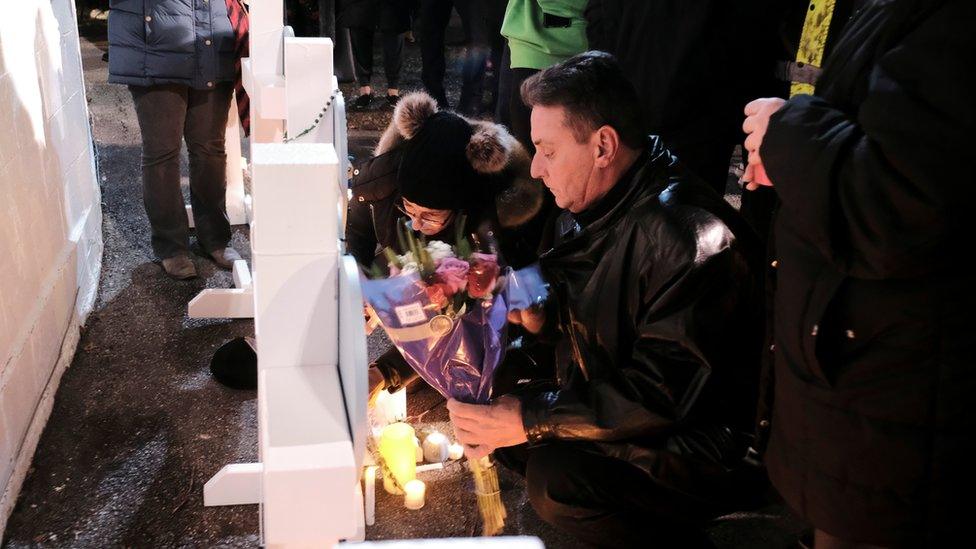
[374,387,408,425]
[379,422,416,494]
[403,479,426,510]
[414,436,423,463]
[448,442,464,461]
[422,432,450,463]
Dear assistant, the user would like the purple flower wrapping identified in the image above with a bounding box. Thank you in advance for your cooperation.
[361,266,547,404]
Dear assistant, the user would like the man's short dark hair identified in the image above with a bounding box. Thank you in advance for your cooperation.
[520,51,646,150]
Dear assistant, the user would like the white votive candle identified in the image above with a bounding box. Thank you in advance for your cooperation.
[448,443,464,460]
[364,466,377,526]
[422,431,450,463]
[404,479,426,510]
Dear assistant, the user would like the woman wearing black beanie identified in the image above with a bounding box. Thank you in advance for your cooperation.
[347,91,554,400]
[347,91,551,270]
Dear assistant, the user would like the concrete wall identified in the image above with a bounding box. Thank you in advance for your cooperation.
[0,0,102,533]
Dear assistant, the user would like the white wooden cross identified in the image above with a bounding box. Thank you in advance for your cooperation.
[198,1,367,546]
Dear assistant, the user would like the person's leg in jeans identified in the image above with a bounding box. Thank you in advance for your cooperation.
[496,443,717,548]
[484,0,507,116]
[494,43,514,127]
[183,82,233,255]
[454,0,489,116]
[129,84,191,260]
[380,30,404,104]
[349,26,376,107]
[508,66,539,155]
[417,0,453,108]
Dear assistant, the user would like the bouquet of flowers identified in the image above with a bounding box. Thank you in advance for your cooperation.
[361,218,547,534]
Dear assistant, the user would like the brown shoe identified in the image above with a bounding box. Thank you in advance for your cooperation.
[161,255,198,280]
[209,246,243,270]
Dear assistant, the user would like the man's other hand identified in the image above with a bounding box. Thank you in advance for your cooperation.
[507,306,546,335]
[447,396,528,460]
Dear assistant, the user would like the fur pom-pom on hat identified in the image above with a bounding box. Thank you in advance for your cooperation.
[393,92,439,140]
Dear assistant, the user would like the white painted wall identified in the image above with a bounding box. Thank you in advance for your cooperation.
[0,0,102,534]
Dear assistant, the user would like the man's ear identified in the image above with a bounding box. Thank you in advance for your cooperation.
[593,125,621,168]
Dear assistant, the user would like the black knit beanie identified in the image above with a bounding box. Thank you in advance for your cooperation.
[397,111,481,211]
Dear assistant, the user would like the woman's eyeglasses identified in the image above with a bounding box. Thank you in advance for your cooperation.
[395,198,454,229]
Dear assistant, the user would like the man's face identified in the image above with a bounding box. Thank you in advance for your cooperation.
[530,105,596,213]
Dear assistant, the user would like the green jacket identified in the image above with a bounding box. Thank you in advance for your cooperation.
[501,0,589,70]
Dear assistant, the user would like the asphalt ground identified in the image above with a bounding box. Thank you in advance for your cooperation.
[1,20,804,549]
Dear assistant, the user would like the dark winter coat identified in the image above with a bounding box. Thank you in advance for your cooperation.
[518,138,765,503]
[336,0,412,33]
[759,0,976,543]
[108,0,237,89]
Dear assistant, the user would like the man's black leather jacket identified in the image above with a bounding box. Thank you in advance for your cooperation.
[519,138,765,482]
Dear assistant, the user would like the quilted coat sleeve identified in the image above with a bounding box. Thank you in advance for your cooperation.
[761,1,976,280]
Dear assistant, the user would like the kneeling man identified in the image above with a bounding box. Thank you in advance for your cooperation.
[448,51,765,547]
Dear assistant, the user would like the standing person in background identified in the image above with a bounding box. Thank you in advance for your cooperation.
[482,0,510,117]
[496,0,588,154]
[416,0,490,115]
[742,1,975,546]
[338,0,412,110]
[585,0,761,194]
[108,0,242,280]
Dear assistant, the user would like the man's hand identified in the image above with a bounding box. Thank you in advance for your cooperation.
[447,396,528,460]
[507,305,546,335]
[742,97,786,190]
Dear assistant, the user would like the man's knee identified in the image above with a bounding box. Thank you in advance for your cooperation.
[186,138,226,159]
[523,444,585,525]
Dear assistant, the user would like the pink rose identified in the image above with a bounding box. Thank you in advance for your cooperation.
[470,252,498,264]
[434,257,470,295]
[426,283,450,309]
[467,258,500,299]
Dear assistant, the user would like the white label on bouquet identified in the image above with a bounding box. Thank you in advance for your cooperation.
[394,302,427,326]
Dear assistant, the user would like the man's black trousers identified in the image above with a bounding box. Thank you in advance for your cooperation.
[495,442,720,548]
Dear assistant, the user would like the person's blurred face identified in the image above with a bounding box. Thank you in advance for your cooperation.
[399,198,454,235]
[529,105,597,213]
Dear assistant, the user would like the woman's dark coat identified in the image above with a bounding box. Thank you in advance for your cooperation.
[759,0,976,543]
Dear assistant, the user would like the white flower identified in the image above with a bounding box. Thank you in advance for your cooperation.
[397,251,415,265]
[425,240,455,263]
[398,262,419,276]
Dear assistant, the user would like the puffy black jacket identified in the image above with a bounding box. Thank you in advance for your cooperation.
[518,138,765,498]
[108,0,236,89]
[759,0,976,543]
